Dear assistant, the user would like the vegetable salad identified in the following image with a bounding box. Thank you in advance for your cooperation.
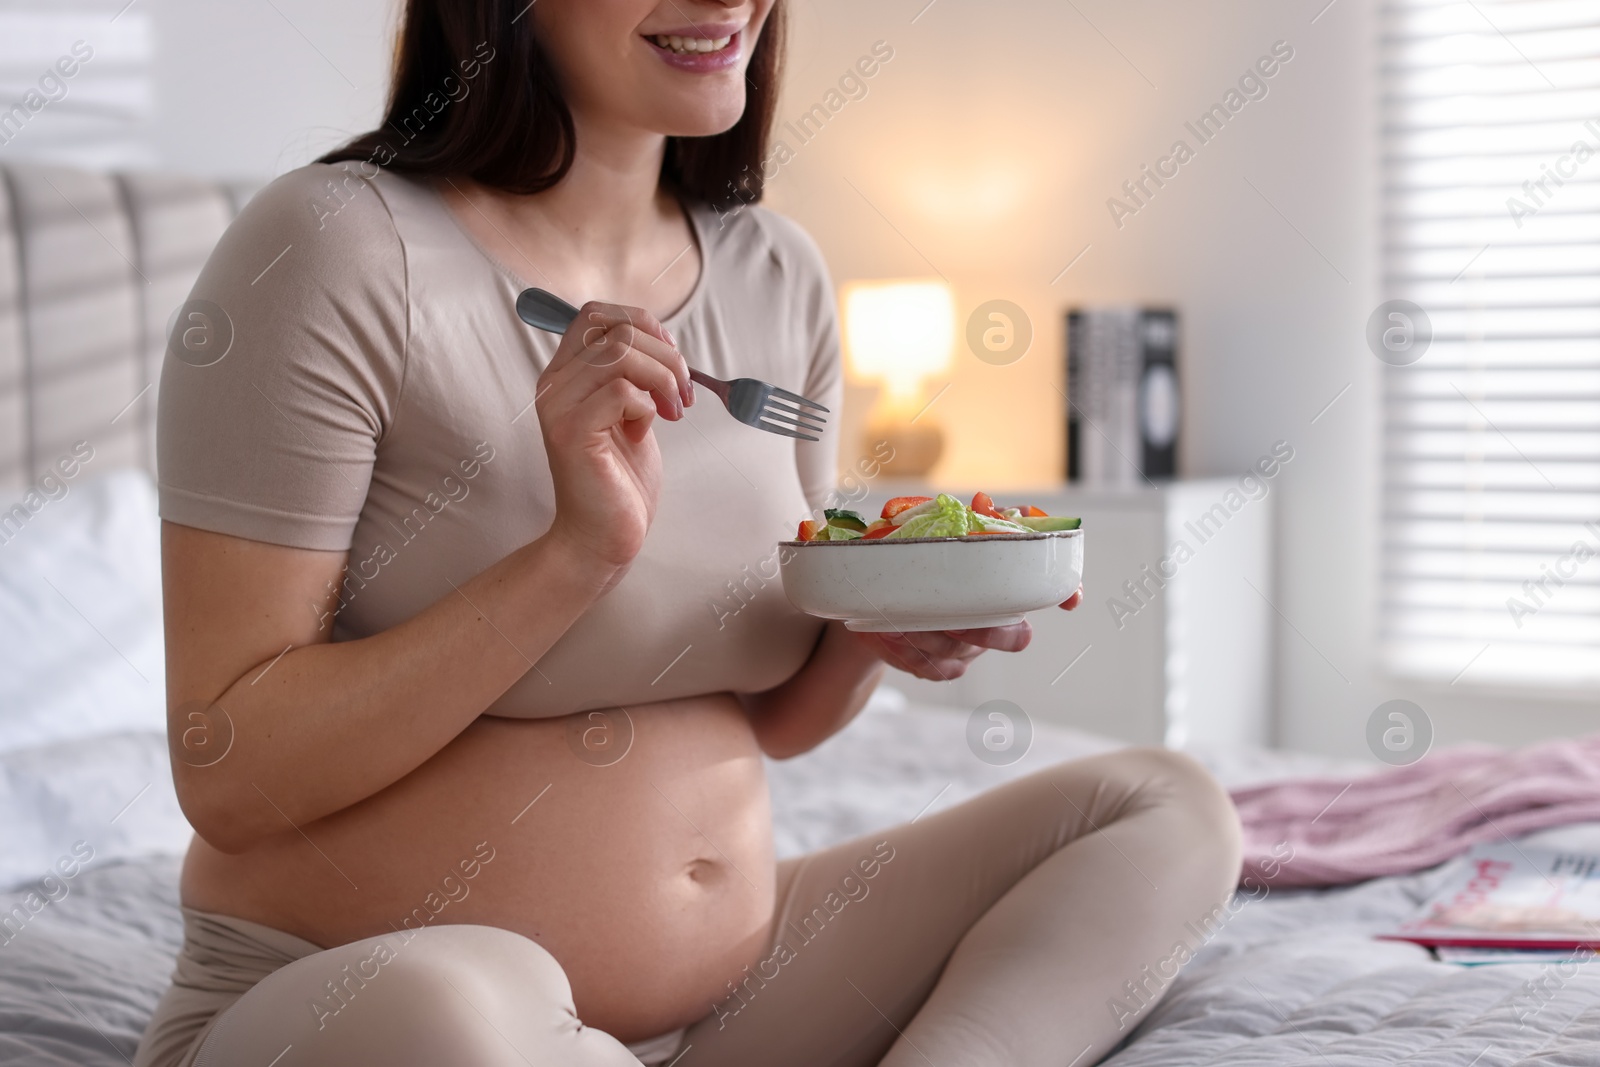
[795,493,1082,542]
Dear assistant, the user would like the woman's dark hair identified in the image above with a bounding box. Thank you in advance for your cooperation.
[319,1,784,208]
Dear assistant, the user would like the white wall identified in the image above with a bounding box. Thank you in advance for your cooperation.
[40,0,1594,756]
[768,0,1382,755]
[146,0,394,178]
[767,0,1597,757]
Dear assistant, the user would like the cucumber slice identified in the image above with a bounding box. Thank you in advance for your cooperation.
[823,508,868,531]
[1015,515,1081,532]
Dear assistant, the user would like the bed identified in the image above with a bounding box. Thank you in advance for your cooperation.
[6,685,1600,1066]
[4,162,1600,1066]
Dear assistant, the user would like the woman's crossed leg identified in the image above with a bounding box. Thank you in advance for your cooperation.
[679,746,1242,1067]
[192,923,645,1066]
[193,748,1239,1066]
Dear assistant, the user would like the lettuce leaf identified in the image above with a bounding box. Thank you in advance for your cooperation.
[888,494,974,539]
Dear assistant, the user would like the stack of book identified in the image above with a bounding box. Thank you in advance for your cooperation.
[1066,307,1180,486]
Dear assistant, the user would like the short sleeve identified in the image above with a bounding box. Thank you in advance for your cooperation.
[759,212,841,512]
[157,163,408,551]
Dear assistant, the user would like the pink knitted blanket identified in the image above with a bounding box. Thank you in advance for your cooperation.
[1232,735,1600,888]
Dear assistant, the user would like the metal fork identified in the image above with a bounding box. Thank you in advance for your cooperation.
[515,287,829,442]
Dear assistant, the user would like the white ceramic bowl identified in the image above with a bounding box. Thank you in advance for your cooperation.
[778,530,1084,632]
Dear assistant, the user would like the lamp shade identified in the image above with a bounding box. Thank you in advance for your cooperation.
[842,279,955,404]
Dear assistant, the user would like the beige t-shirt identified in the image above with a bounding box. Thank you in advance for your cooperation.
[157,162,841,717]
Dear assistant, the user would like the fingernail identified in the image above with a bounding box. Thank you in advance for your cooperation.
[683,379,694,407]
[666,327,677,346]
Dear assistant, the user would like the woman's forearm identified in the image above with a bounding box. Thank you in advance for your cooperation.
[172,530,615,852]
[743,621,886,759]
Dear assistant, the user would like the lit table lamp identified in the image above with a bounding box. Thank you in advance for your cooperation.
[842,278,955,479]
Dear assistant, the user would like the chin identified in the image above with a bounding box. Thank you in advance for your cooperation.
[653,94,750,139]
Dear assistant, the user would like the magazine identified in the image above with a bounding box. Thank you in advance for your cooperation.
[1433,946,1584,966]
[1379,842,1600,955]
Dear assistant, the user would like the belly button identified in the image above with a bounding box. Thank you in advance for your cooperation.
[685,858,720,883]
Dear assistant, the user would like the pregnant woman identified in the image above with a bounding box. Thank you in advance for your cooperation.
[138,2,1240,1065]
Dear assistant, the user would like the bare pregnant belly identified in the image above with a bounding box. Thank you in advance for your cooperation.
[179,694,776,1041]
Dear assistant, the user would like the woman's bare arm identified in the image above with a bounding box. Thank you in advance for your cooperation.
[741,621,1028,759]
[163,523,614,853]
[166,302,692,854]
[743,590,1082,759]
[739,621,887,760]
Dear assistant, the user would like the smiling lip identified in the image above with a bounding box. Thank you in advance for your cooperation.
[643,27,744,72]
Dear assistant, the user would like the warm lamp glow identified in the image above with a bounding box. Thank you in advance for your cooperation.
[843,279,955,410]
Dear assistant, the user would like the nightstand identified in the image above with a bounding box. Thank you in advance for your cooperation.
[854,481,1274,749]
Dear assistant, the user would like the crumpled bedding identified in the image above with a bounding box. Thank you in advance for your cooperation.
[3,701,1598,1066]
[0,858,183,1066]
[1100,837,1600,1067]
[1231,733,1600,888]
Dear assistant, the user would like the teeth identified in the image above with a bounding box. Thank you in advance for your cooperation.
[652,34,733,55]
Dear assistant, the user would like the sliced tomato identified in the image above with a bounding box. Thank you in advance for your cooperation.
[965,529,1009,536]
[970,491,1001,518]
[881,495,933,519]
[797,519,824,541]
[863,524,897,539]
[1022,505,1049,517]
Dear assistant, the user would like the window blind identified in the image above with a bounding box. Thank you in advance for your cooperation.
[1381,0,1600,688]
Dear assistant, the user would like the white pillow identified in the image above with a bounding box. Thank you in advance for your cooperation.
[0,468,166,753]
[0,730,191,892]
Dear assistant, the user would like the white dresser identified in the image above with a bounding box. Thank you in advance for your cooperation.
[854,481,1274,749]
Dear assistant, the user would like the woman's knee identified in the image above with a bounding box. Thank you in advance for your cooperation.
[1078,747,1241,855]
[210,924,586,1064]
[324,927,641,1064]
[352,924,571,1017]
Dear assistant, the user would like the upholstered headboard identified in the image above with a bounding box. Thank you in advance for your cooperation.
[0,164,260,492]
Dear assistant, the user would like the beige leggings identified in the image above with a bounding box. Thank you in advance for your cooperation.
[136,748,1240,1067]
